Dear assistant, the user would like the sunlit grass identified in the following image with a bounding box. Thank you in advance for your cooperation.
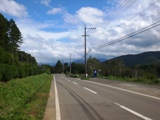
[0,73,52,120]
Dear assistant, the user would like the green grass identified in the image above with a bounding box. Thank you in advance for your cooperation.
[0,73,52,120]
[99,75,160,84]
[81,77,90,80]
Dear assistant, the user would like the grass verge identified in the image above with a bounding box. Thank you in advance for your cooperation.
[99,76,160,84]
[0,73,52,120]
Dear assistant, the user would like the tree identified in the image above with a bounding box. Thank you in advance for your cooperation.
[0,14,42,81]
[0,13,9,50]
[104,58,125,77]
[71,62,78,74]
[77,63,85,74]
[8,19,23,52]
[87,56,101,76]
[0,15,23,65]
[55,60,62,73]
[64,62,69,73]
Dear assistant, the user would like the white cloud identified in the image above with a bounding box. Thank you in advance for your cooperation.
[12,0,160,63]
[64,12,79,24]
[16,18,84,63]
[41,0,51,6]
[17,19,70,40]
[64,7,105,25]
[47,7,64,15]
[77,7,104,25]
[83,0,160,60]
[0,0,28,17]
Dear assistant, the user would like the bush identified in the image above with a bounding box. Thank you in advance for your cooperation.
[0,64,2,81]
[19,67,26,78]
[45,68,50,74]
[0,64,46,82]
[1,65,19,81]
[29,68,34,76]
[2,64,13,82]
[13,66,19,79]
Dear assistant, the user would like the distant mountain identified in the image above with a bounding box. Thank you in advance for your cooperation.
[106,51,160,66]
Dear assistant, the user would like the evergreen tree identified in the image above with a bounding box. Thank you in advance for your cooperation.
[64,62,69,73]
[55,60,62,73]
[0,13,9,50]
[8,19,22,52]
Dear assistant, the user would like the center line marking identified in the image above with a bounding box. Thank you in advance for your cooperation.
[114,103,152,120]
[73,82,78,85]
[84,87,97,94]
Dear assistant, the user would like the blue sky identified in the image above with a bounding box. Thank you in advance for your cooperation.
[0,0,160,64]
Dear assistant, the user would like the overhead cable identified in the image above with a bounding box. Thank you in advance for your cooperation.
[91,21,160,51]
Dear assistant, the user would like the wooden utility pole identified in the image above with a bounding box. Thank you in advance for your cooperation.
[82,25,96,78]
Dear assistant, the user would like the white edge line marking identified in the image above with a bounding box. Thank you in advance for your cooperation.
[54,76,61,120]
[84,87,97,94]
[114,103,152,120]
[84,80,160,100]
[73,82,78,85]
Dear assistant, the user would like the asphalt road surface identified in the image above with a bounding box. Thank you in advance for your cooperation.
[54,74,160,120]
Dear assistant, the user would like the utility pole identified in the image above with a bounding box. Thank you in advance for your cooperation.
[70,54,72,76]
[82,25,96,78]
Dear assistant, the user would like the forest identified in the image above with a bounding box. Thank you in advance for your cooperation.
[0,14,45,82]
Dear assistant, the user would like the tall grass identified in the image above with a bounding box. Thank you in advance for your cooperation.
[100,75,160,84]
[0,73,52,120]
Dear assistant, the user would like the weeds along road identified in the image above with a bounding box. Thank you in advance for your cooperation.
[54,74,160,120]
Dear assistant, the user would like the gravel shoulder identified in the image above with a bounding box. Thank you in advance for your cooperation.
[89,77,160,98]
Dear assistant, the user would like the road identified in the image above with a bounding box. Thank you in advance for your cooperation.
[54,74,160,120]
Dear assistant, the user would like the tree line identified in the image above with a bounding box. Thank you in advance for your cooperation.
[49,56,160,84]
[0,14,45,82]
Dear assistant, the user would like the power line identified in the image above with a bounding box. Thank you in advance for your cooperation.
[89,21,160,52]
[86,0,137,51]
[77,1,160,62]
[76,50,92,63]
[100,0,136,27]
[88,0,160,41]
[127,0,160,21]
[87,0,137,35]
[86,1,160,52]
[90,0,159,37]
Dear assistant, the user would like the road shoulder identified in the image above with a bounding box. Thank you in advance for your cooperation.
[89,77,160,98]
[43,77,56,120]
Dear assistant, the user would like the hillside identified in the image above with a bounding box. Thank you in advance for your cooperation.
[109,51,160,66]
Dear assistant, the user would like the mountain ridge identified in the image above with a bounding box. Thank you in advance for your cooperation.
[105,51,160,66]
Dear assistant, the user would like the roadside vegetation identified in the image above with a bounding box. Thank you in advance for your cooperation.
[99,75,160,84]
[0,73,52,120]
[48,56,160,84]
[0,14,51,82]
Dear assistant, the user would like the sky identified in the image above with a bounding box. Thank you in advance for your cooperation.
[0,0,160,64]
